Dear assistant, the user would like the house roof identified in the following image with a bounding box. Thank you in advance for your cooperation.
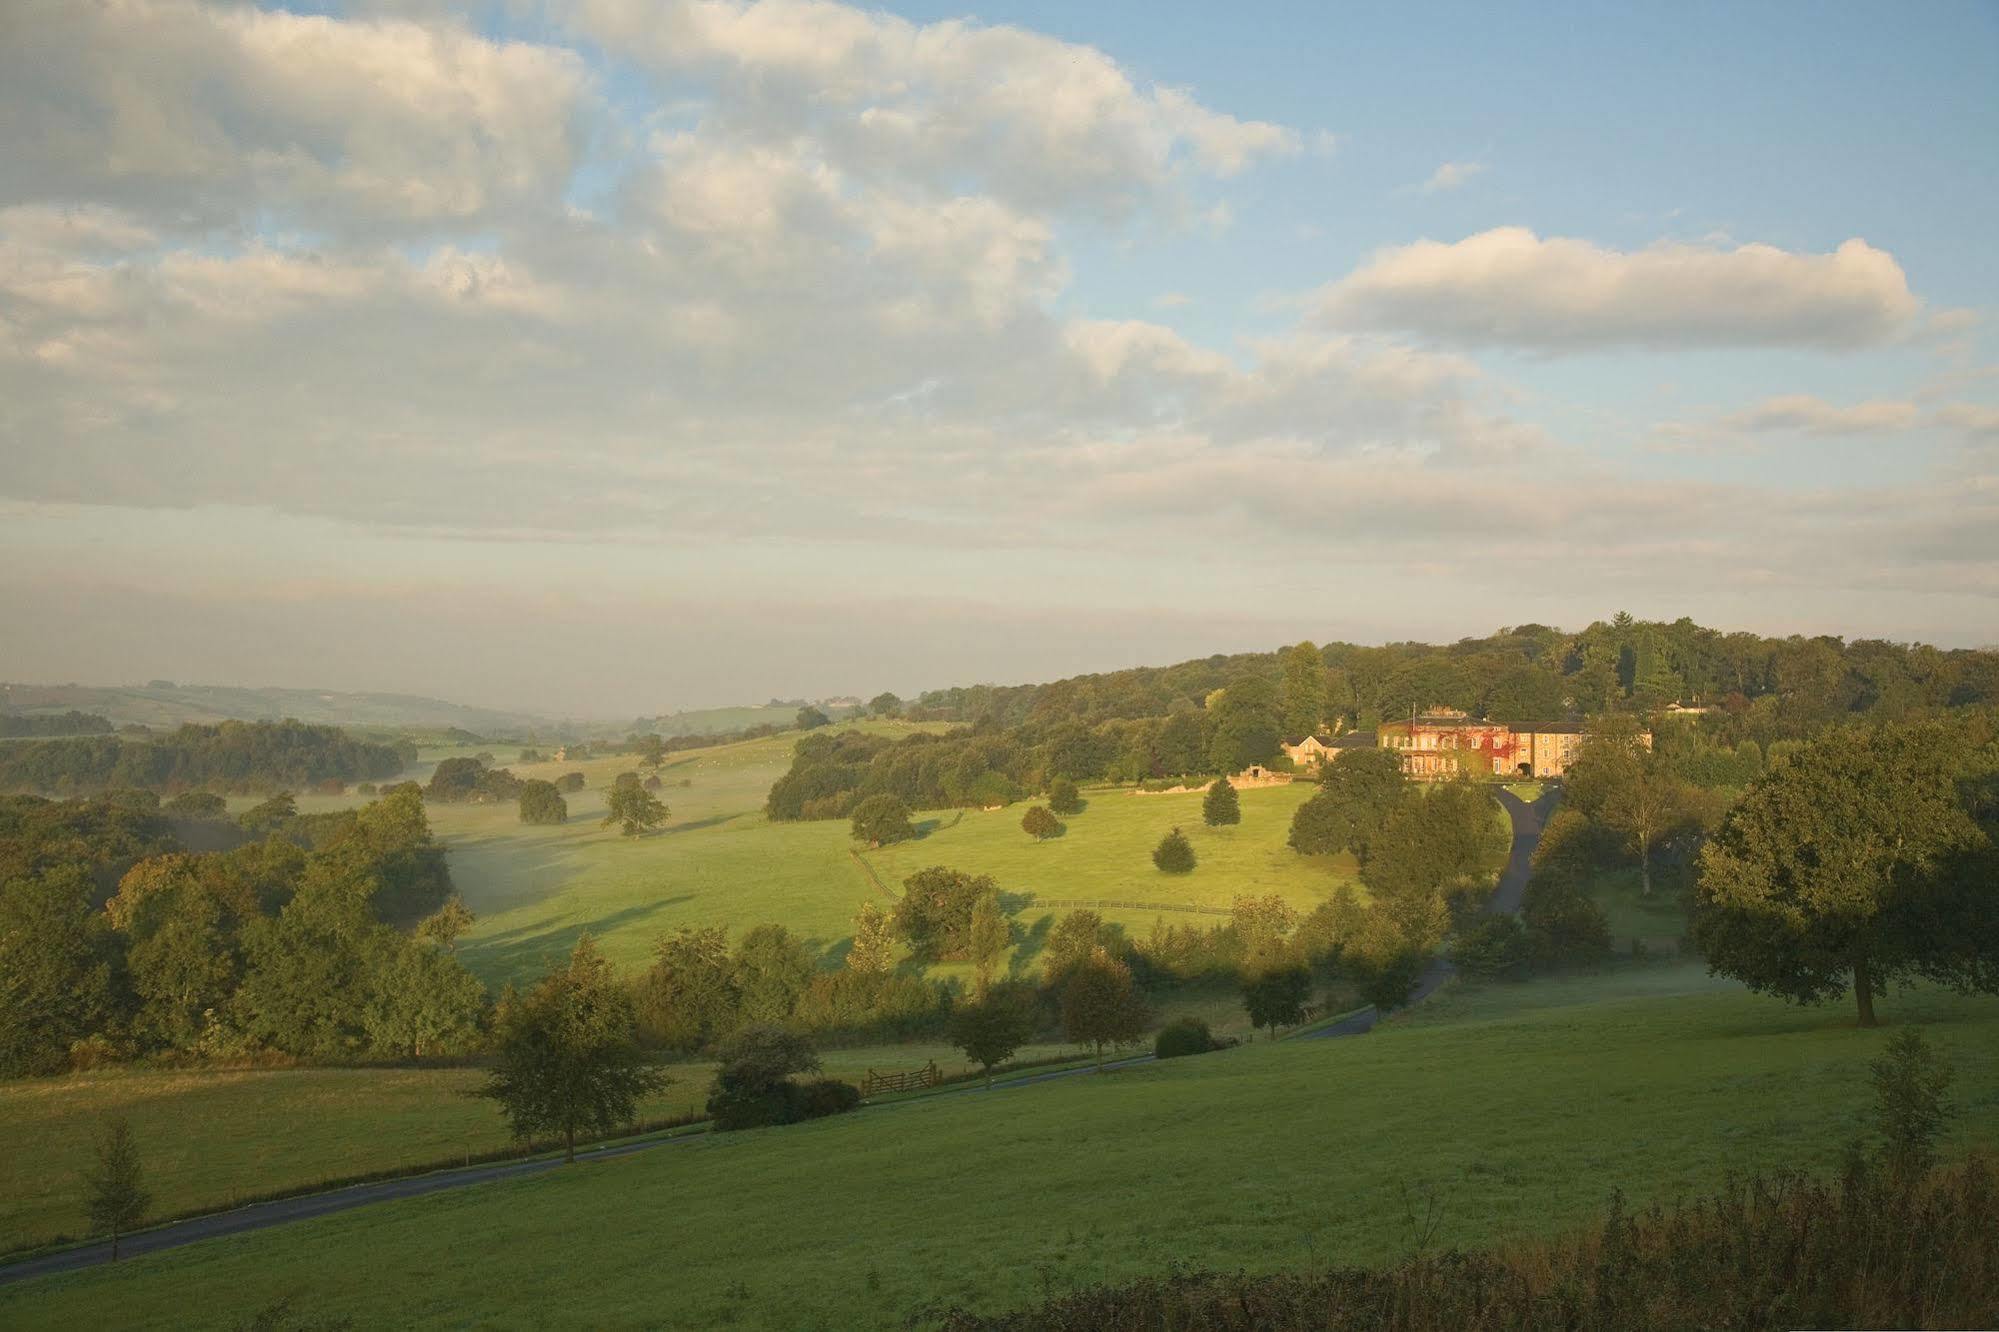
[1330,732,1378,749]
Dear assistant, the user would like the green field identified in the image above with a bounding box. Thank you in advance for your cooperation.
[277,728,1363,989]
[0,1037,1086,1256]
[6,967,1995,1328]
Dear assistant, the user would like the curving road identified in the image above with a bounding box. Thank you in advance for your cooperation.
[1303,784,1558,1038]
[0,786,1559,1288]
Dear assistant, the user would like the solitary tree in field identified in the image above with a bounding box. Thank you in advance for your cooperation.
[849,794,915,847]
[1047,777,1084,816]
[82,1117,150,1260]
[1692,720,1996,1027]
[868,692,902,719]
[633,734,666,769]
[952,980,1040,1087]
[602,772,668,837]
[1152,827,1196,874]
[480,937,667,1161]
[1203,777,1241,827]
[1021,805,1063,841]
[1061,946,1146,1069]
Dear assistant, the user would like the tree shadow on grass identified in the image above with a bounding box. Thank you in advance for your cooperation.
[461,895,694,981]
[911,810,965,839]
[1009,913,1054,978]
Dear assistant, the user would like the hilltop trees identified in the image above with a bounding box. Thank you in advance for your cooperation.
[518,779,568,825]
[82,1118,150,1261]
[481,937,666,1162]
[1692,719,1998,1027]
[1152,827,1196,874]
[795,706,831,731]
[602,772,668,837]
[1202,777,1240,827]
[868,692,902,718]
[850,794,915,847]
[1280,641,1328,739]
[1206,677,1281,773]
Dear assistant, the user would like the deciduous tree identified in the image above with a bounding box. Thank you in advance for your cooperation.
[951,980,1039,1087]
[1047,777,1084,815]
[602,772,668,837]
[1020,805,1063,841]
[850,794,915,847]
[1692,720,1996,1027]
[480,937,666,1162]
[1061,945,1146,1069]
[517,779,568,826]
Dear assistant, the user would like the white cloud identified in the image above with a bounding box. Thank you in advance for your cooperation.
[1936,402,1999,439]
[1722,394,1920,435]
[568,0,1298,218]
[1318,227,1921,350]
[0,0,592,232]
[1420,161,1485,193]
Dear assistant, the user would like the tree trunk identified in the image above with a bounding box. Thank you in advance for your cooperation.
[1094,1040,1104,1070]
[1638,834,1652,898]
[565,1124,576,1163]
[110,1227,119,1262]
[983,1067,992,1090]
[1854,958,1877,1027]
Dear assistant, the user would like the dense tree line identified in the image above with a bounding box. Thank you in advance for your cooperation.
[0,720,406,796]
[0,785,476,1075]
[0,710,113,737]
[774,617,1998,822]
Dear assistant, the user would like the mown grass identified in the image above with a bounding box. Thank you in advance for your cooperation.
[0,1036,1091,1257]
[8,968,1995,1329]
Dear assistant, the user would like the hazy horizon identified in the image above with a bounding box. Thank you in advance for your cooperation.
[4,1,1995,717]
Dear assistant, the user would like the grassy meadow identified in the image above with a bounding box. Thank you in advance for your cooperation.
[0,1037,1085,1256]
[6,966,1996,1328]
[275,725,1364,988]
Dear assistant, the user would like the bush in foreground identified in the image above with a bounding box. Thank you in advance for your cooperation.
[939,1154,1999,1331]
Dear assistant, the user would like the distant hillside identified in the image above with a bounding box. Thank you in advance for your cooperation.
[0,682,556,737]
[635,704,856,738]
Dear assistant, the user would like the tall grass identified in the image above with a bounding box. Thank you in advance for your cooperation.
[938,1153,1999,1330]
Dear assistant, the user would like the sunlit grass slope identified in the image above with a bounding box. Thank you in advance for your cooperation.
[9,968,1996,1329]
[0,1038,1079,1255]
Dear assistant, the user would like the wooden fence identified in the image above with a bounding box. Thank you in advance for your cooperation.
[861,1060,942,1096]
[1027,897,1234,918]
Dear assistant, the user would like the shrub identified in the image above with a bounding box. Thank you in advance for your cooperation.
[1152,827,1196,874]
[1449,915,1531,980]
[1048,777,1084,815]
[1522,877,1613,968]
[1153,1016,1216,1059]
[555,772,586,792]
[794,1077,862,1121]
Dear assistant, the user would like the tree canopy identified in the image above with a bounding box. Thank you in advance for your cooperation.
[1691,718,1998,1026]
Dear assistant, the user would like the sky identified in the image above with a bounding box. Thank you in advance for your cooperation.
[2,0,1996,717]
